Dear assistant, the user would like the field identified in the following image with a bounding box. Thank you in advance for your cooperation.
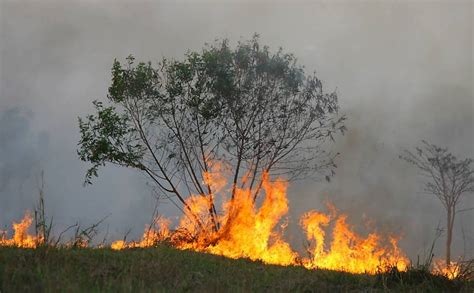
[0,245,470,292]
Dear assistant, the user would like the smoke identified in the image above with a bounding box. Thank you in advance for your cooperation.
[1,1,472,258]
[0,108,46,222]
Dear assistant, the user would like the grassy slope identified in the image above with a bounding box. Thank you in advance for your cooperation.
[0,245,469,292]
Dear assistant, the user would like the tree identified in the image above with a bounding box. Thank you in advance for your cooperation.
[401,141,474,267]
[78,35,346,233]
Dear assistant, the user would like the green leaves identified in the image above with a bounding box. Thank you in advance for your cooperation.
[77,100,144,185]
[108,57,160,103]
[78,34,345,192]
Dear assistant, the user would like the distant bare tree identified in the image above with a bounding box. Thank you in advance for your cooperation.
[401,141,474,267]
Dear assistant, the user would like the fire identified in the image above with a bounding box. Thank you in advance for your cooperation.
[111,218,170,250]
[110,240,126,250]
[202,173,298,266]
[2,164,467,280]
[300,207,408,274]
[110,165,410,274]
[433,259,461,280]
[4,167,466,279]
[0,211,41,248]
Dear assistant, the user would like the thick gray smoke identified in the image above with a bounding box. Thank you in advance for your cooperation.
[1,1,472,258]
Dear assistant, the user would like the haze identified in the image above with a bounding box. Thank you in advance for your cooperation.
[0,0,472,259]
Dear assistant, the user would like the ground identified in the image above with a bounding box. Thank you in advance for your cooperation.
[0,245,470,292]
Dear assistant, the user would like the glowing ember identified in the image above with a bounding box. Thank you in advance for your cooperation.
[0,211,41,248]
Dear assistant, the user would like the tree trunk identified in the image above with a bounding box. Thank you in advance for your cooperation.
[446,206,453,267]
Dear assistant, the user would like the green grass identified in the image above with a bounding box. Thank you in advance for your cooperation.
[0,245,470,292]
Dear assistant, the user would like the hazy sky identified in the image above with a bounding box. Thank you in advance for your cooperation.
[1,0,472,259]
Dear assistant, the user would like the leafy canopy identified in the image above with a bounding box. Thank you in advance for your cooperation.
[78,35,346,210]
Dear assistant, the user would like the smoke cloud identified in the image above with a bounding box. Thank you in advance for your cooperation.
[1,1,472,258]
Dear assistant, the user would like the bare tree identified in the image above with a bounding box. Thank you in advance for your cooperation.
[401,140,474,267]
[77,35,345,235]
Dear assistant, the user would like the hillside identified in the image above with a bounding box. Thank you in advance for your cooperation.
[0,245,469,292]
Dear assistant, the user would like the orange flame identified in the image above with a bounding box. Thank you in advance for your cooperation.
[300,207,408,274]
[203,173,298,266]
[110,218,170,250]
[433,259,460,280]
[3,163,466,279]
[0,211,41,248]
[111,164,410,274]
